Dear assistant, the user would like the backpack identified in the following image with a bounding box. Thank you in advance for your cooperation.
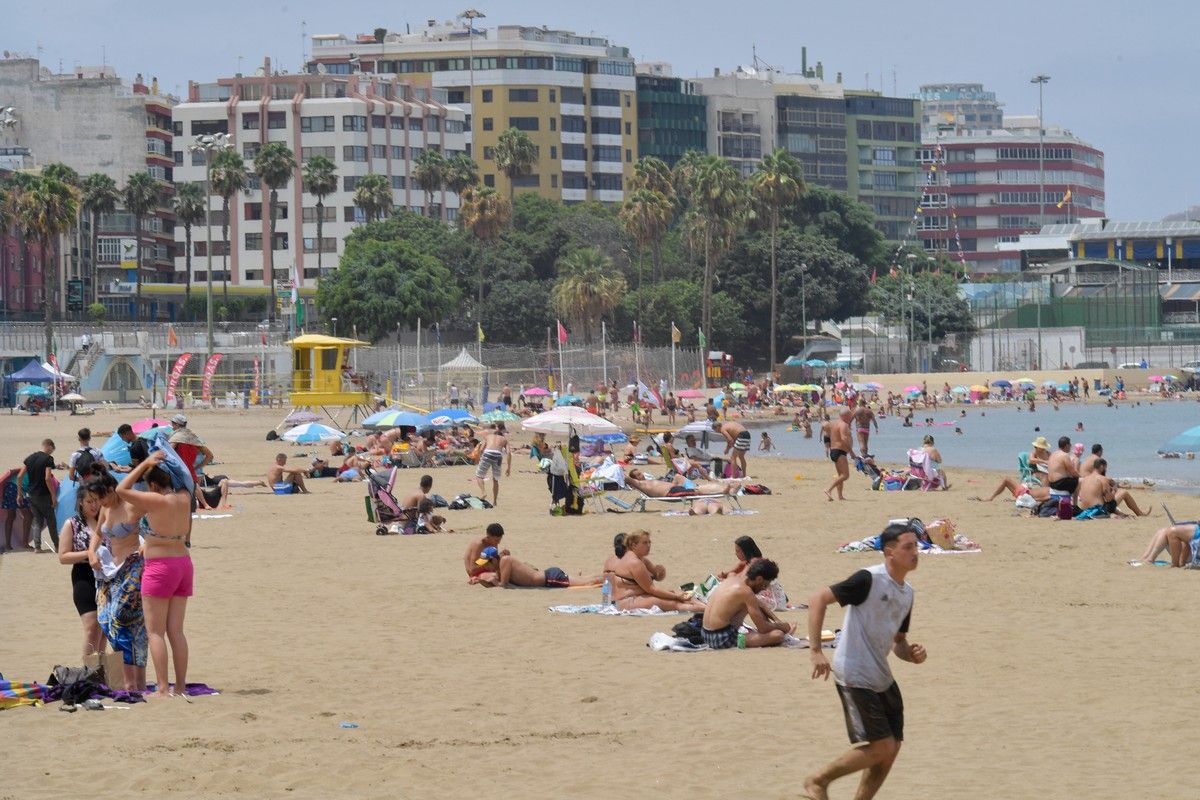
[1056,496,1075,520]
[73,447,97,478]
[741,484,771,495]
[671,613,705,645]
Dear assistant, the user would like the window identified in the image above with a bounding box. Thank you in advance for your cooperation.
[301,146,335,160]
[512,174,540,188]
[482,117,494,131]
[428,116,440,132]
[949,172,976,185]
[561,115,586,133]
[242,113,260,130]
[172,121,183,136]
[446,118,463,133]
[173,150,183,166]
[191,119,228,136]
[508,117,539,131]
[242,142,260,159]
[999,215,1035,228]
[591,117,621,135]
[408,146,424,160]
[343,206,367,223]
[550,145,557,160]
[561,87,585,105]
[550,174,558,188]
[549,89,557,103]
[408,117,424,132]
[267,111,287,129]
[302,206,336,223]
[626,149,632,163]
[245,232,262,250]
[625,121,631,136]
[483,146,495,160]
[342,115,367,132]
[591,172,623,191]
[244,202,263,221]
[562,143,586,161]
[856,120,871,138]
[481,89,493,102]
[301,115,335,133]
[372,115,386,129]
[390,116,404,130]
[390,175,406,189]
[343,145,368,162]
[509,88,538,102]
[191,150,207,166]
[550,117,557,132]
[562,172,587,189]
[342,175,360,191]
[247,175,261,190]
[592,145,621,162]
[447,89,465,104]
[303,237,337,253]
[372,144,387,159]
[590,88,620,106]
[483,174,495,187]
[557,57,584,73]
[391,145,404,159]
[873,172,898,190]
[271,233,288,251]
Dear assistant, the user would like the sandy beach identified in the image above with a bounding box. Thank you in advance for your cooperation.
[0,405,1193,799]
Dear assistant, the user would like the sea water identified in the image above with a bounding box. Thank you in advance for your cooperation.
[760,398,1200,495]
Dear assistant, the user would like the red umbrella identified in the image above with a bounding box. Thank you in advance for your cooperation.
[131,418,171,433]
[676,389,707,399]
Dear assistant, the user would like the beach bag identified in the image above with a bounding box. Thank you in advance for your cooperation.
[1037,499,1059,518]
[742,484,771,495]
[925,519,957,549]
[671,613,705,645]
[1056,496,1074,520]
[48,664,103,705]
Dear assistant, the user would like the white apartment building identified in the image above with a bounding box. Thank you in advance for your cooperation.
[172,58,466,295]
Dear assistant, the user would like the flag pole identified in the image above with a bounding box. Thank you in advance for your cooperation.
[634,320,641,394]
[698,326,706,389]
[670,321,677,394]
[436,322,443,404]
[602,319,607,387]
[396,322,402,405]
[557,319,565,392]
[416,316,422,386]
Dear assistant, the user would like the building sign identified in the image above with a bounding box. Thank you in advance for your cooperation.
[119,238,137,269]
[66,279,84,311]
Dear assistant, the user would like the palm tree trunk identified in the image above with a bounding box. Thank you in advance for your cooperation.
[134,217,142,320]
[268,188,277,324]
[184,223,193,312]
[90,210,99,306]
[702,227,712,349]
[477,243,486,310]
[43,235,53,359]
[769,213,777,371]
[652,239,663,281]
[221,197,230,302]
[315,198,324,278]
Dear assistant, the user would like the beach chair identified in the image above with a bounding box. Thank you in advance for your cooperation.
[906,449,944,491]
[1017,452,1042,486]
[604,490,743,513]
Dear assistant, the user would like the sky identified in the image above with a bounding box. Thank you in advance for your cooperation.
[9,0,1198,219]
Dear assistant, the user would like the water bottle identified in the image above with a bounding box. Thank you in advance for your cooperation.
[737,631,747,649]
[601,576,612,607]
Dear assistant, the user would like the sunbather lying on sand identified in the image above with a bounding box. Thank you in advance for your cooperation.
[464,523,602,588]
[625,468,738,497]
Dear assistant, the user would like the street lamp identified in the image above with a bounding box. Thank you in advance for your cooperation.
[459,8,486,154]
[331,316,338,337]
[905,253,918,371]
[187,132,232,364]
[799,261,808,355]
[1031,75,1050,228]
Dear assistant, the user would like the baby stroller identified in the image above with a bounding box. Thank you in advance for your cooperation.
[364,466,415,535]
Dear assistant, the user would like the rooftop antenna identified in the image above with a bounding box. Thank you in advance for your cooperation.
[892,66,897,95]
[301,19,307,69]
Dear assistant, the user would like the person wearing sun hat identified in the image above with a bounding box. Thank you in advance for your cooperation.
[168,414,213,492]
[1029,436,1051,474]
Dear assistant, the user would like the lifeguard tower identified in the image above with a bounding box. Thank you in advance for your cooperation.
[288,334,372,424]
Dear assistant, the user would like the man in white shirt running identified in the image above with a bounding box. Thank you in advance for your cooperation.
[803,522,927,800]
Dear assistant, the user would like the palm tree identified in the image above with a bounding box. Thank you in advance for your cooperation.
[353,173,393,223]
[631,156,675,202]
[254,142,297,323]
[16,175,79,358]
[444,152,479,198]
[686,156,746,347]
[301,155,338,278]
[620,188,674,294]
[210,149,247,302]
[671,150,707,203]
[550,247,627,344]
[80,173,120,305]
[122,172,160,320]
[493,128,537,202]
[749,148,804,370]
[459,186,512,309]
[171,182,206,312]
[412,150,448,219]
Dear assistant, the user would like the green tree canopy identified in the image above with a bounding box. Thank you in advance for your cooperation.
[316,238,461,342]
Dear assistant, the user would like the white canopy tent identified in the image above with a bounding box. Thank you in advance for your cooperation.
[439,348,487,371]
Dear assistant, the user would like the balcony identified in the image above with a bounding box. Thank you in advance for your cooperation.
[719,120,761,135]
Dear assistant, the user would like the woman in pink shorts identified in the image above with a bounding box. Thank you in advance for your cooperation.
[117,450,193,699]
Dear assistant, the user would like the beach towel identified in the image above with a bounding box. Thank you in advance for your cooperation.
[549,604,686,616]
[0,679,51,709]
[647,631,838,652]
[192,513,233,520]
[659,508,758,517]
[839,534,980,554]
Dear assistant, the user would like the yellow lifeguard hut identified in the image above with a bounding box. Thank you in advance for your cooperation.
[288,334,372,420]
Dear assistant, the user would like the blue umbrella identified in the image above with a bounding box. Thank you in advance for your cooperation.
[16,385,49,397]
[427,407,478,424]
[1057,383,1071,392]
[554,394,584,407]
[482,401,507,413]
[362,408,430,430]
[991,379,1012,388]
[101,432,133,467]
[783,356,806,366]
[581,432,629,443]
[1159,425,1200,454]
[804,358,828,367]
[283,422,347,443]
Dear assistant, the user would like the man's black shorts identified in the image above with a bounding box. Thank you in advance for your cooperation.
[835,681,904,744]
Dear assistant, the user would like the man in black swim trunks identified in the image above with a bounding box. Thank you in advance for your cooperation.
[463,523,603,588]
[712,420,751,478]
[825,409,856,502]
[1046,435,1079,499]
[701,559,793,648]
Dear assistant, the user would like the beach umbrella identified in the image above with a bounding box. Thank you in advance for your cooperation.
[554,394,584,407]
[970,385,989,392]
[902,385,920,393]
[1057,383,1071,392]
[776,383,805,392]
[479,409,520,424]
[1159,425,1200,454]
[834,381,847,389]
[282,422,347,443]
[137,425,173,441]
[362,409,430,430]
[482,401,506,413]
[60,392,86,402]
[1165,374,1179,382]
[728,382,746,390]
[865,382,884,390]
[1042,380,1056,387]
[580,432,629,444]
[522,387,551,397]
[804,359,828,367]
[131,418,170,433]
[951,385,969,394]
[427,407,478,424]
[522,406,620,435]
[676,388,707,399]
[991,379,1012,388]
[677,419,714,434]
[283,409,322,426]
[16,385,49,397]
[799,384,823,392]
[1015,378,1035,385]
[1147,375,1165,383]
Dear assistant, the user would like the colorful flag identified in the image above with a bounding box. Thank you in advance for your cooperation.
[292,263,304,328]
[165,353,193,404]
[476,322,484,344]
[1056,189,1072,209]
[167,326,178,348]
[870,267,877,284]
[557,320,568,345]
[252,357,261,405]
[200,353,223,403]
[671,323,681,344]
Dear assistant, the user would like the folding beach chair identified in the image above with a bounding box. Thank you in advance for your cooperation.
[906,449,944,491]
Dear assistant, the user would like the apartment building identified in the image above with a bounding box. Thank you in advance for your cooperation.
[0,56,176,319]
[919,83,1004,135]
[695,66,922,241]
[307,21,637,203]
[634,64,706,168]
[171,59,466,302]
[918,119,1105,273]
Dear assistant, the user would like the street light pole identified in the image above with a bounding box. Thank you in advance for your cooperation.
[1031,74,1050,228]
[188,132,231,365]
[459,9,486,157]
[800,261,808,357]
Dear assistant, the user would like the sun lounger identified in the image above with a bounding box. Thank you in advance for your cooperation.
[604,491,742,513]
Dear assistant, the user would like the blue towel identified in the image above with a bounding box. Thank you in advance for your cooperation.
[148,431,195,496]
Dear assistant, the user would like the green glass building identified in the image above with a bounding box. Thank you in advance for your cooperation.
[635,73,707,167]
